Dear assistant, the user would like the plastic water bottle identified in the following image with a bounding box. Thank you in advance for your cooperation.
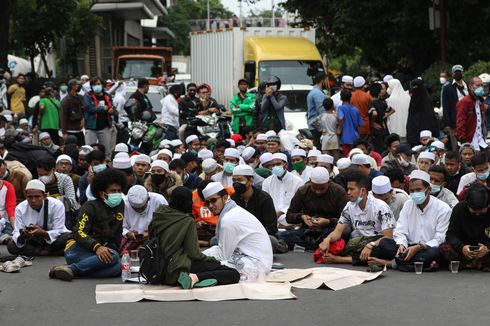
[121,250,131,282]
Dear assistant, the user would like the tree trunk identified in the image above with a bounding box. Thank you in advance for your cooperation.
[0,0,11,70]
[29,55,35,74]
[40,51,52,78]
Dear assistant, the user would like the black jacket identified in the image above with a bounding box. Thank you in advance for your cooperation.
[442,82,467,128]
[232,186,278,235]
[446,165,470,196]
[446,202,490,253]
[129,90,156,121]
[71,199,125,252]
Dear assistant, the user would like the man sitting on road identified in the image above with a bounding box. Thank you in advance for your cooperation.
[370,175,409,221]
[439,183,490,272]
[428,165,459,208]
[318,171,396,266]
[8,180,70,256]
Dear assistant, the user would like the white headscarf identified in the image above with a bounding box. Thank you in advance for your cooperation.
[386,79,410,138]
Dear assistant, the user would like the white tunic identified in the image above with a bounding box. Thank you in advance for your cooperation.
[292,165,313,183]
[204,205,273,273]
[339,194,396,238]
[211,171,233,187]
[12,197,69,246]
[436,188,459,209]
[262,171,304,215]
[394,196,451,248]
[122,192,168,236]
[159,94,179,128]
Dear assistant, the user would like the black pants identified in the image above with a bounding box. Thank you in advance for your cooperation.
[7,233,71,257]
[116,123,129,144]
[190,260,240,285]
[310,129,322,150]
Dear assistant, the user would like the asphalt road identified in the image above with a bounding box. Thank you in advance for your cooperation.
[1,250,489,326]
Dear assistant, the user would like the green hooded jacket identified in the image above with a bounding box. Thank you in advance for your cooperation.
[150,205,217,285]
[230,92,256,133]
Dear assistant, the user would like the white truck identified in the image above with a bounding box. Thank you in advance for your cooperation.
[190,27,325,133]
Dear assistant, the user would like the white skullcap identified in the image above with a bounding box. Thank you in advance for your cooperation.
[272,153,287,162]
[158,149,173,159]
[185,135,199,144]
[256,134,268,141]
[202,158,218,174]
[4,114,12,122]
[420,130,432,138]
[26,179,45,192]
[233,164,254,176]
[412,145,423,152]
[159,139,171,148]
[341,75,353,83]
[79,145,93,155]
[135,154,151,165]
[198,149,213,160]
[236,145,245,155]
[56,154,72,164]
[265,130,277,137]
[353,76,366,88]
[418,151,435,162]
[383,75,394,83]
[348,148,364,158]
[127,185,149,209]
[113,152,132,169]
[351,153,371,166]
[431,141,445,150]
[307,149,321,158]
[409,170,431,184]
[226,139,236,147]
[310,167,329,184]
[291,148,306,158]
[170,139,183,147]
[173,153,182,160]
[114,143,128,153]
[372,176,392,195]
[317,154,333,164]
[224,148,240,159]
[39,132,51,140]
[151,154,158,161]
[260,152,273,165]
[80,74,89,80]
[19,118,28,125]
[241,147,256,161]
[151,160,169,172]
[202,182,224,200]
[336,158,351,170]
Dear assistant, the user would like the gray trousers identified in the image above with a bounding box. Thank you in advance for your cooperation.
[85,128,112,160]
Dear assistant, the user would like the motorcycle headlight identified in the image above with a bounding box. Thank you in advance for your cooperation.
[132,128,144,140]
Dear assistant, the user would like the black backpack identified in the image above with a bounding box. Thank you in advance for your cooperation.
[138,236,167,285]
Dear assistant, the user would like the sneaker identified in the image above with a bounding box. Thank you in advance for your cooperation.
[49,265,73,282]
[11,256,33,268]
[1,261,21,273]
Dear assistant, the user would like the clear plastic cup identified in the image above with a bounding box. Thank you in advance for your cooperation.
[414,262,423,274]
[450,261,460,274]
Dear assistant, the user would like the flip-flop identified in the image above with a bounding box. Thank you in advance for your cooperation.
[194,278,218,288]
[178,272,192,289]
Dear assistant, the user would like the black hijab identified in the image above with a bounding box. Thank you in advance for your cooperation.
[169,186,193,214]
[406,79,439,146]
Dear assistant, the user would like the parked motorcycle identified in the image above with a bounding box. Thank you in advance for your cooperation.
[184,105,232,141]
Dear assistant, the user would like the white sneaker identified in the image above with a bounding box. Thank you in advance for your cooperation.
[1,261,21,273]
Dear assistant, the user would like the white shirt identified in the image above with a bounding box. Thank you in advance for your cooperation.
[159,94,179,128]
[12,197,69,247]
[331,91,342,109]
[204,204,273,273]
[394,196,451,248]
[211,171,233,187]
[292,165,313,183]
[456,171,477,196]
[369,188,409,221]
[436,187,459,208]
[123,192,168,235]
[262,171,304,214]
[339,194,395,238]
[113,92,128,125]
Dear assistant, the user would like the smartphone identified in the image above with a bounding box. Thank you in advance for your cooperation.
[469,245,480,251]
[99,100,105,107]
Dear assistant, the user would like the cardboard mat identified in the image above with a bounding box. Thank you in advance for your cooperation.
[96,282,296,304]
[96,267,382,304]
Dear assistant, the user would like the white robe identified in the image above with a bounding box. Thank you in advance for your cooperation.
[122,192,168,235]
[204,205,273,275]
[292,165,313,183]
[386,79,410,138]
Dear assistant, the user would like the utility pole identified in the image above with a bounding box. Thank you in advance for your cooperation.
[239,0,243,28]
[271,0,275,27]
[440,0,447,64]
[206,0,210,30]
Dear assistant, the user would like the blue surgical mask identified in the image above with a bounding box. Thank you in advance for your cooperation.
[430,184,441,194]
[223,162,236,174]
[272,165,285,177]
[354,196,363,205]
[474,87,485,97]
[92,164,107,174]
[104,193,123,208]
[477,170,489,181]
[410,191,427,205]
[60,85,68,92]
[93,85,103,93]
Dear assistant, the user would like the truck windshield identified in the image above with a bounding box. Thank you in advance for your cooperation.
[119,59,162,79]
[281,90,308,112]
[259,60,324,85]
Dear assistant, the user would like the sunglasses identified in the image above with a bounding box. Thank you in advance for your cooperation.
[205,197,220,206]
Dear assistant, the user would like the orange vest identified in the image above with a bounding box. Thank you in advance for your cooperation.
[192,186,235,225]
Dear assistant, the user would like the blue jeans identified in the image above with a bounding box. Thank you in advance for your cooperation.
[65,243,121,278]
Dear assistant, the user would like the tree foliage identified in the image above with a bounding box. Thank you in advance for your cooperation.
[282,0,490,75]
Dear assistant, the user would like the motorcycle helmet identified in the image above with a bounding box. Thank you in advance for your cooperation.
[266,76,281,91]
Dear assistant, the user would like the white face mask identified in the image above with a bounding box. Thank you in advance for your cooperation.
[269,85,278,92]
[39,174,53,184]
[440,77,447,85]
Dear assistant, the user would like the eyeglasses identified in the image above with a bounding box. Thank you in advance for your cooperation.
[205,197,220,206]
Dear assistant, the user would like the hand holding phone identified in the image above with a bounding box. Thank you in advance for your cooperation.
[469,245,480,251]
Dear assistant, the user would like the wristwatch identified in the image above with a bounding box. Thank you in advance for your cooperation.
[369,241,377,248]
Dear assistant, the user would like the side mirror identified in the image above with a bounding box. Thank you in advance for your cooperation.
[244,61,256,86]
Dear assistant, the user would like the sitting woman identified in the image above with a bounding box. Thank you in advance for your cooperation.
[150,186,240,289]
